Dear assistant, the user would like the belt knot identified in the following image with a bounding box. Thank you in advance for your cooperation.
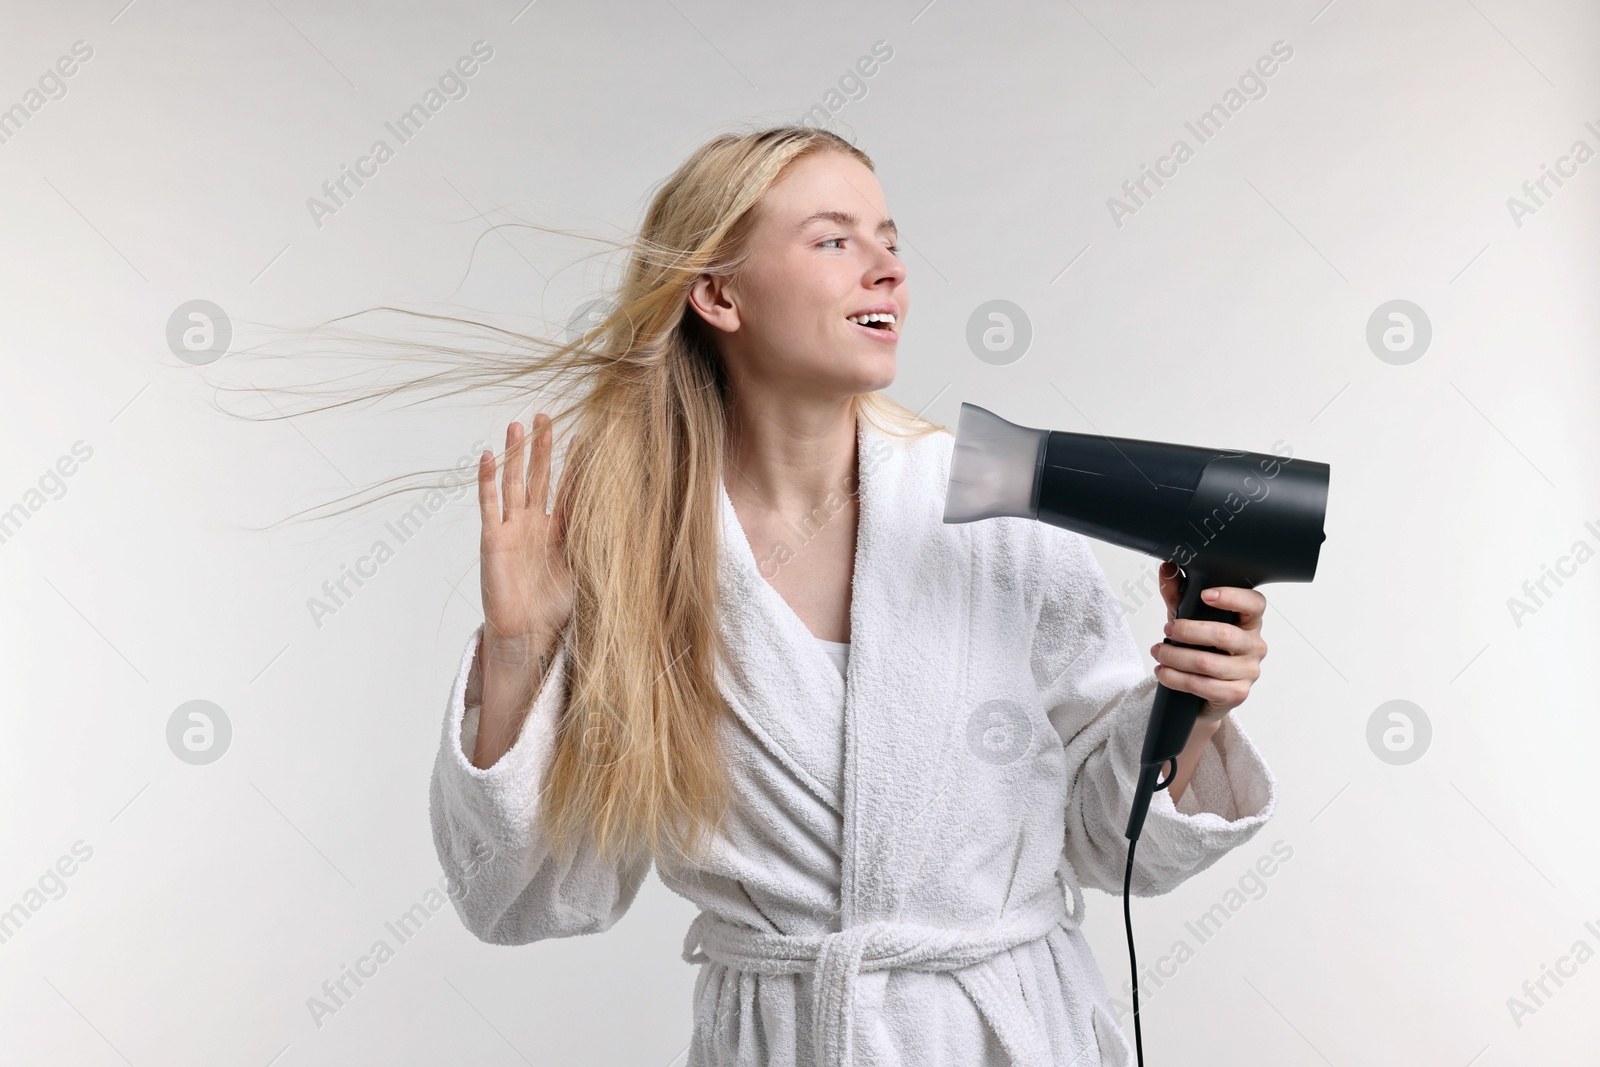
[681,889,1069,1067]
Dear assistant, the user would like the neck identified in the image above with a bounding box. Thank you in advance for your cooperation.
[723,396,860,515]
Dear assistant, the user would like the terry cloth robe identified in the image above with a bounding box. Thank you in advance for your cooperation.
[429,410,1279,1067]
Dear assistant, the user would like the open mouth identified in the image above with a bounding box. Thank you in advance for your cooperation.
[846,313,898,338]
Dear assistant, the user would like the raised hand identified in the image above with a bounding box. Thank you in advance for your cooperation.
[478,413,574,648]
[471,413,575,768]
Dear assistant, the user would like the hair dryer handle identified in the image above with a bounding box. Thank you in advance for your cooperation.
[1123,566,1243,842]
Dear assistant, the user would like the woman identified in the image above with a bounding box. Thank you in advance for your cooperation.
[429,125,1276,1066]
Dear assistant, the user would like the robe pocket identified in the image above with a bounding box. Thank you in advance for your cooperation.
[1090,1001,1133,1067]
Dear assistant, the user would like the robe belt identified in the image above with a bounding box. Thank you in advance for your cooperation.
[681,886,1069,1067]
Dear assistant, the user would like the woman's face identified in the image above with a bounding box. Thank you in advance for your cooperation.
[694,150,909,399]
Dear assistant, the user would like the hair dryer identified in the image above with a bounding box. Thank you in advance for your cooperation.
[941,402,1329,844]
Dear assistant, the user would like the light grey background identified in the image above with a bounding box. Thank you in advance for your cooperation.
[2,0,1596,1064]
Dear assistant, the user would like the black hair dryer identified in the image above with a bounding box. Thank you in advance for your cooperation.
[941,403,1329,844]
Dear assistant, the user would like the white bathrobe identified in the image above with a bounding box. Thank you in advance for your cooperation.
[430,411,1278,1067]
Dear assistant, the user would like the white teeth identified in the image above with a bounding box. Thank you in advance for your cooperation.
[847,312,897,328]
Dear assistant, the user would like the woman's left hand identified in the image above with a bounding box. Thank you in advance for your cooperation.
[1150,561,1269,726]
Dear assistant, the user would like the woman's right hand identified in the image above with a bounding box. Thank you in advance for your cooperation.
[477,414,575,654]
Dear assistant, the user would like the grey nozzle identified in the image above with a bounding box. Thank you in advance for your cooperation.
[942,403,1048,523]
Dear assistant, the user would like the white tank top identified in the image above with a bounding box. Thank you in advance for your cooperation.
[815,637,850,678]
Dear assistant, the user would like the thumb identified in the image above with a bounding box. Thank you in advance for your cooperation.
[1158,561,1182,621]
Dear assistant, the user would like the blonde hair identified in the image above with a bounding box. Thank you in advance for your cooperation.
[221,122,944,876]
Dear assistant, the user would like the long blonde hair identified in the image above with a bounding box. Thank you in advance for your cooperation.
[222,122,943,875]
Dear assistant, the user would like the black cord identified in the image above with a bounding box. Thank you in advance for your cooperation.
[1124,756,1177,1067]
[1123,839,1144,1067]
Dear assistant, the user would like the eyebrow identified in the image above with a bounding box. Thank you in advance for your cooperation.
[795,210,898,239]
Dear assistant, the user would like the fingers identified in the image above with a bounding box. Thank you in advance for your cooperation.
[1201,585,1268,627]
[477,416,552,527]
[1152,661,1251,710]
[503,420,528,517]
[1150,575,1265,713]
[477,448,497,526]
[1150,639,1261,682]
[1158,571,1267,625]
[1163,615,1268,656]
[530,413,552,516]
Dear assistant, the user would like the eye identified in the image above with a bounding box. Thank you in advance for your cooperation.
[820,236,902,257]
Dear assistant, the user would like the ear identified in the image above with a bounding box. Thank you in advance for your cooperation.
[686,273,740,334]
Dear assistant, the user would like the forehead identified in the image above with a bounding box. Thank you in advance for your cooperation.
[758,151,892,234]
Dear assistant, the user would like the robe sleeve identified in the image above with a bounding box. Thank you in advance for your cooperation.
[1036,531,1278,897]
[428,622,652,944]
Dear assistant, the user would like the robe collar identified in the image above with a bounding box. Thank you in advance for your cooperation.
[716,409,972,924]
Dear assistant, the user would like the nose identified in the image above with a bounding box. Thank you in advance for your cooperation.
[871,247,907,287]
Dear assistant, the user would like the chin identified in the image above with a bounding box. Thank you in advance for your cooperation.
[857,367,897,392]
[821,347,896,393]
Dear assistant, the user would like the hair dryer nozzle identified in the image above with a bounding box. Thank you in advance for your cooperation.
[942,404,1048,523]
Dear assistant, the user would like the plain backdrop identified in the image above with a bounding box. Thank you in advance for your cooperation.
[1,1,1596,1064]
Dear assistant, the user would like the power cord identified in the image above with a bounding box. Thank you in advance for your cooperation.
[1123,755,1178,1067]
